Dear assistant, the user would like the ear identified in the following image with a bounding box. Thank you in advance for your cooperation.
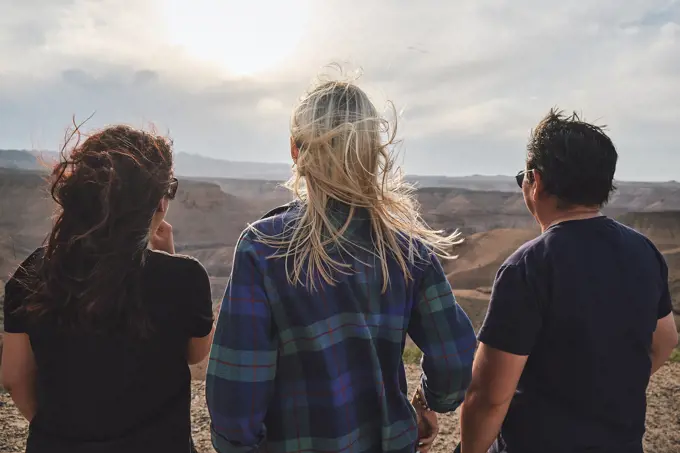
[531,170,543,201]
[290,136,299,163]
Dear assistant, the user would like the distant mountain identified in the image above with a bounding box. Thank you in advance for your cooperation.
[0,150,34,169]
[0,150,58,171]
[0,149,292,181]
[2,149,678,193]
[0,150,57,170]
[1,166,679,335]
[174,152,291,180]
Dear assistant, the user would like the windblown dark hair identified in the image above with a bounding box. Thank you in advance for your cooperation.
[21,124,174,335]
[527,108,618,208]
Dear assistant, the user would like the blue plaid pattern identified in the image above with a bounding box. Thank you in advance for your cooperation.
[206,203,476,453]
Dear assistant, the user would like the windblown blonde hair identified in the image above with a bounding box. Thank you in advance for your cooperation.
[254,70,461,292]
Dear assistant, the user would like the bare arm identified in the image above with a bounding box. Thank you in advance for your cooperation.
[650,248,676,375]
[650,313,678,375]
[461,262,541,453]
[460,343,527,453]
[2,254,39,422]
[1,333,37,421]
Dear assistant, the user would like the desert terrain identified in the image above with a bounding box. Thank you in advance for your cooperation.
[1,362,678,453]
[1,154,679,452]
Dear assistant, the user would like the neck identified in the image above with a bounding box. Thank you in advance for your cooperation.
[538,206,603,232]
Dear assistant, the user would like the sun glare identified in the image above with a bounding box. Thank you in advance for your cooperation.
[161,0,310,76]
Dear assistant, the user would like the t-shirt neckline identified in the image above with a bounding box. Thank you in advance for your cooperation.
[545,214,608,231]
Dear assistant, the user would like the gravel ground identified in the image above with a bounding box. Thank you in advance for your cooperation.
[1,363,678,453]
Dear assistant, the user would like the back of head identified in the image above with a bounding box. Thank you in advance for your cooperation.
[256,73,461,292]
[527,108,618,208]
[24,124,174,334]
[291,80,385,202]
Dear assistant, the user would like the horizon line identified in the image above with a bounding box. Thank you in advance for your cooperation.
[1,148,678,184]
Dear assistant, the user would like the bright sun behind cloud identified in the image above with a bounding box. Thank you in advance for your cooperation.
[161,0,310,77]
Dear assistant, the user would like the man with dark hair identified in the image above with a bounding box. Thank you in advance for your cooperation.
[459,109,678,453]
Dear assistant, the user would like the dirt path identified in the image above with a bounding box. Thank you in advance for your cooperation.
[1,363,678,452]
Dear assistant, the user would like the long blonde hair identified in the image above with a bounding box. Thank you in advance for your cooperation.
[253,71,461,292]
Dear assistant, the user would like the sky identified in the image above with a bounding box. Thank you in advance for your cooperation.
[0,0,678,181]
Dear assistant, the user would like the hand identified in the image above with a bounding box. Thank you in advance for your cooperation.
[412,388,439,453]
[150,220,175,254]
[416,407,438,453]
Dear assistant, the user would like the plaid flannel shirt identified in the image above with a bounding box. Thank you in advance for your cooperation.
[206,203,476,453]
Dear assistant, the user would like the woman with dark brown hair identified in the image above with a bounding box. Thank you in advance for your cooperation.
[1,125,214,453]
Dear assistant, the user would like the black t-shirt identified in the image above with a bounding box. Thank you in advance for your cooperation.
[478,217,672,453]
[3,248,214,453]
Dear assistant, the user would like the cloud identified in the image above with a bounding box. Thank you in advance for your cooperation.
[0,0,678,180]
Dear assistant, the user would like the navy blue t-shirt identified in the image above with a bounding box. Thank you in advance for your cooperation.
[478,216,672,453]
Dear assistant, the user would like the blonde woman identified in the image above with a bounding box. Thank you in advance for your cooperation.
[206,75,476,453]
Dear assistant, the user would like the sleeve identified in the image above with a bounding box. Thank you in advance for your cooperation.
[205,233,277,453]
[3,250,41,334]
[186,259,215,338]
[407,252,477,413]
[477,262,542,356]
[657,252,672,320]
[3,277,28,334]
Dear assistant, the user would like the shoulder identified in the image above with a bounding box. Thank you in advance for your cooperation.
[145,250,209,280]
[245,201,302,238]
[18,246,45,270]
[144,251,212,311]
[6,247,45,286]
[501,233,547,269]
[610,220,668,269]
[610,219,662,250]
[236,201,303,250]
[4,247,45,327]
[398,238,449,288]
[259,201,300,221]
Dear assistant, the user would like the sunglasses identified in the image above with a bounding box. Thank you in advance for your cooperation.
[515,169,534,188]
[167,177,179,200]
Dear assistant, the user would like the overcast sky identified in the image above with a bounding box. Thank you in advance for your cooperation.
[0,0,678,180]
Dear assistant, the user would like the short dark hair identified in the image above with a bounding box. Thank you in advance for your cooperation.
[527,108,618,208]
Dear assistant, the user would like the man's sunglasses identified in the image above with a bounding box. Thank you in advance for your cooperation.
[515,169,534,188]
[167,177,179,200]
